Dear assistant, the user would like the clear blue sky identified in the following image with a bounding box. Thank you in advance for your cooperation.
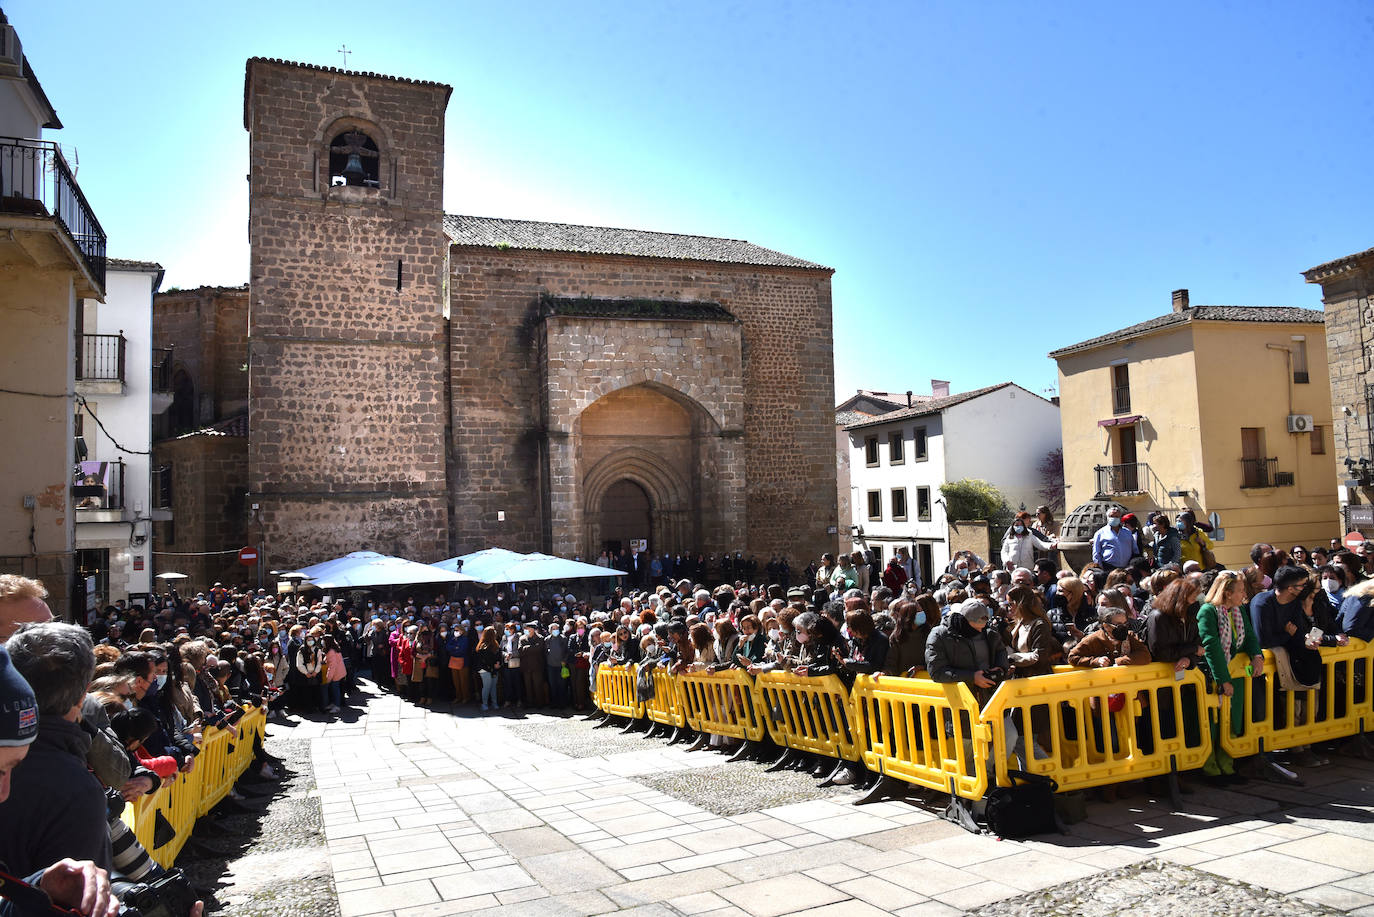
[16,1,1374,402]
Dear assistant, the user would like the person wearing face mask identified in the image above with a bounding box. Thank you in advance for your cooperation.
[1001,511,1057,572]
[1091,507,1136,574]
[925,599,1009,707]
[1176,511,1215,569]
[1319,565,1347,608]
[883,596,932,676]
[295,632,324,710]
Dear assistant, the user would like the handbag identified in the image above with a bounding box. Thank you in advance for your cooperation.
[983,769,1060,839]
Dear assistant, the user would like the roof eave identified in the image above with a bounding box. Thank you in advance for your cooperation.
[1303,246,1374,284]
[445,240,832,273]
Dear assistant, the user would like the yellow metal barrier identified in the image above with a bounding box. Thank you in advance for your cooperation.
[1220,642,1373,758]
[643,665,686,729]
[756,672,861,761]
[979,663,1213,792]
[676,668,767,742]
[196,725,234,815]
[852,674,990,799]
[594,664,644,719]
[121,704,267,868]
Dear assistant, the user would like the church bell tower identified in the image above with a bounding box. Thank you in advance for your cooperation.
[243,58,453,567]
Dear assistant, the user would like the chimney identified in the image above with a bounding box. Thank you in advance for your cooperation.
[931,380,950,398]
[1172,288,1190,313]
[906,390,913,407]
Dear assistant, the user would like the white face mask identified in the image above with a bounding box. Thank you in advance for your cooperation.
[795,631,811,644]
[1323,579,1341,593]
[154,673,168,689]
[767,628,779,642]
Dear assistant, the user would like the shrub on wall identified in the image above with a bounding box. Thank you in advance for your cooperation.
[940,478,1010,523]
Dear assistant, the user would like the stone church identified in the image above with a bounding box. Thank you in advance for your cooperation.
[174,58,836,575]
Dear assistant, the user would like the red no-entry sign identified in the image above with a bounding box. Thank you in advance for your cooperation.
[239,546,259,566]
[1345,531,1366,550]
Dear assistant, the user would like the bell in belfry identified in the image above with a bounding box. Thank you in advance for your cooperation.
[341,151,366,185]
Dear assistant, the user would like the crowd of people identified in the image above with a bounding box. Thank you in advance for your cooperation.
[0,574,240,916]
[2,513,1372,913]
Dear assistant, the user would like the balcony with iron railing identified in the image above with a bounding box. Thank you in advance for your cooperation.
[1095,462,1148,496]
[0,137,106,293]
[75,332,125,393]
[1240,457,1294,489]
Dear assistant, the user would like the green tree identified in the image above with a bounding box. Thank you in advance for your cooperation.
[939,478,1010,522]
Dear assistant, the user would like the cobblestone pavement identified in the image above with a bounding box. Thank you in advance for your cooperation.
[179,733,336,916]
[269,681,1374,917]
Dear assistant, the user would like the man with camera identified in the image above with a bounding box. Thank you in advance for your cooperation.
[925,598,1009,706]
[0,631,120,916]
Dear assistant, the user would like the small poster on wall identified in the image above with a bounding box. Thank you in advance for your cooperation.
[630,539,648,552]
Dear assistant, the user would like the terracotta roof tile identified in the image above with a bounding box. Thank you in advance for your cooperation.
[444,214,829,270]
[1048,305,1324,358]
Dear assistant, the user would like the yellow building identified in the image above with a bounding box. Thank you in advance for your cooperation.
[0,13,106,621]
[1050,290,1338,568]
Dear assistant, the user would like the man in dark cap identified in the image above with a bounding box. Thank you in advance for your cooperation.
[0,623,109,878]
[0,641,121,917]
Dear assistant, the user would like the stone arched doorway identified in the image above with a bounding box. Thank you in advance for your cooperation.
[598,479,652,554]
[576,383,716,557]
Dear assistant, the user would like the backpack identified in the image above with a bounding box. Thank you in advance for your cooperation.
[983,769,1061,839]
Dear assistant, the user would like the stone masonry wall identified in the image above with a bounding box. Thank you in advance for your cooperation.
[245,60,451,566]
[1315,263,1374,525]
[448,247,838,566]
[153,286,249,425]
[152,433,249,590]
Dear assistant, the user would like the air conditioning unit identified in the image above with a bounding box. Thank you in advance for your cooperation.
[1287,414,1314,433]
[0,25,21,76]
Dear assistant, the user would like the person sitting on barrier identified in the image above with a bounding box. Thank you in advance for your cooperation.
[1339,576,1374,640]
[1197,570,1263,784]
[1068,604,1151,670]
[667,621,695,675]
[925,598,1008,707]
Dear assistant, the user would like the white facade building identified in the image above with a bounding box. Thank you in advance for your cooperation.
[75,260,168,606]
[844,382,1061,585]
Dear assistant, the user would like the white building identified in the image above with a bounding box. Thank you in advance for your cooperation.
[75,260,169,606]
[844,382,1061,584]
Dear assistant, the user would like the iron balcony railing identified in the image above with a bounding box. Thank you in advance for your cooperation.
[0,137,106,292]
[1241,457,1281,489]
[1095,462,1148,495]
[152,347,174,393]
[74,459,125,511]
[1112,385,1131,415]
[78,333,125,383]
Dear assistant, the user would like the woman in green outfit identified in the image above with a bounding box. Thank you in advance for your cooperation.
[1198,570,1266,782]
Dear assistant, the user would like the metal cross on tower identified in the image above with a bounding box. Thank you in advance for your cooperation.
[338,45,351,67]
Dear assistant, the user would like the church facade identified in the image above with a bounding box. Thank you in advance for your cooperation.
[236,57,837,573]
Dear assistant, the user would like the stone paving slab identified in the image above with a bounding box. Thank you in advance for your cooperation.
[302,684,1374,916]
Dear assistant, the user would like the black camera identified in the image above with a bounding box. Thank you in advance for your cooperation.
[983,666,1007,686]
[113,869,197,917]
